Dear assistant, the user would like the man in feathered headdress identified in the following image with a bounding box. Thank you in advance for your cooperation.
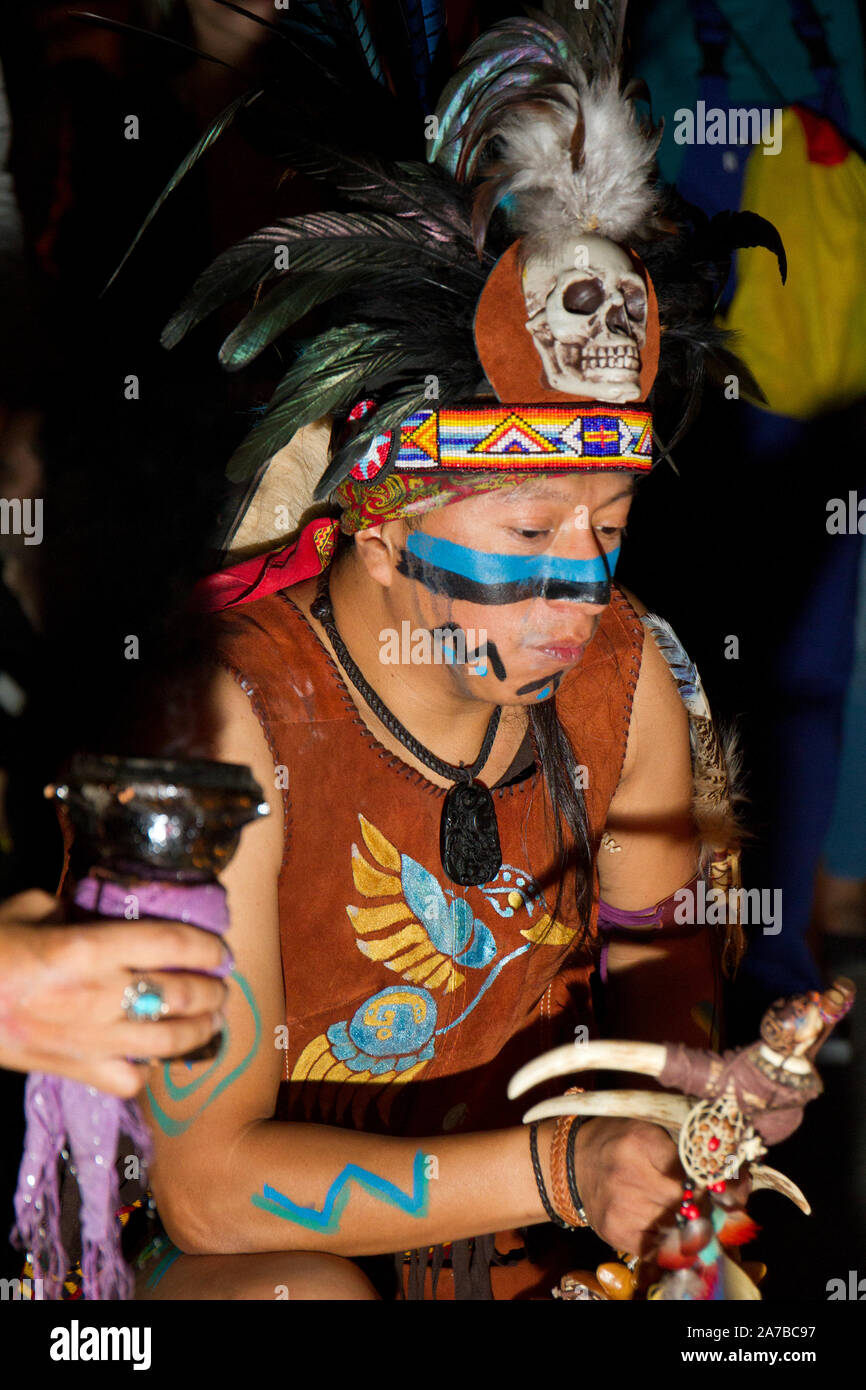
[99,1,784,1300]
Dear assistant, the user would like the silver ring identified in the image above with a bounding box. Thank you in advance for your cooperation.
[122,976,169,1022]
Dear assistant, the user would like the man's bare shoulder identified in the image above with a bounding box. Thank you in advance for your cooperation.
[203,665,285,874]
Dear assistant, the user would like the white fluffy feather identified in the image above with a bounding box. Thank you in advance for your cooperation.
[493,75,659,243]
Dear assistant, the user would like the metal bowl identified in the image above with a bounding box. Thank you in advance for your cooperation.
[49,754,269,880]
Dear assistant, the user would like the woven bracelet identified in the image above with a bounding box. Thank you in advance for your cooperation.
[550,1114,589,1228]
[528,1122,583,1232]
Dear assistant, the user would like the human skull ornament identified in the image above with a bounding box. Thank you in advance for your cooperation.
[522,233,648,402]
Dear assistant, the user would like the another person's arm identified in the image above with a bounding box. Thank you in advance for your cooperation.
[0,891,229,1094]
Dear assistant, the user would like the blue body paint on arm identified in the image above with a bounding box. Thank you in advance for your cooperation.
[251,1150,431,1233]
[146,969,261,1138]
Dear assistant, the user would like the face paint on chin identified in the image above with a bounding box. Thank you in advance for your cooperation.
[398,532,613,700]
[516,670,564,699]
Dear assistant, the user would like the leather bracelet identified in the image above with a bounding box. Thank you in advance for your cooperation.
[528,1123,579,1232]
[551,1114,589,1228]
[566,1117,590,1227]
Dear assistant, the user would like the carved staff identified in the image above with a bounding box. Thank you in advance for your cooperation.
[509,978,854,1299]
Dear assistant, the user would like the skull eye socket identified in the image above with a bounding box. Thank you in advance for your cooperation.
[620,281,647,321]
[562,277,604,315]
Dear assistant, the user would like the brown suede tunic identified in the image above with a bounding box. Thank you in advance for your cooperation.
[212,582,644,1141]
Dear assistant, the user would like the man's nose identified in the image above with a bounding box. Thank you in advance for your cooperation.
[537,534,615,615]
[541,592,609,620]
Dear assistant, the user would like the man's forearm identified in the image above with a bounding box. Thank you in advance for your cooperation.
[153,1118,553,1257]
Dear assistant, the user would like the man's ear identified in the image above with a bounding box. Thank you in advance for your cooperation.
[352,520,410,588]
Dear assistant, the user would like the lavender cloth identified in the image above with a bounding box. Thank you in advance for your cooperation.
[597,874,702,985]
[12,876,229,1300]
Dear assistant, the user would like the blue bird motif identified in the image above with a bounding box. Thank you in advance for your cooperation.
[346,813,498,992]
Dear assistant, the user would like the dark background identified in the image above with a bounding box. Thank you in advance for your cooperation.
[0,0,863,1301]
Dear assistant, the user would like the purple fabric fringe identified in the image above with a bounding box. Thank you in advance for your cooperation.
[14,1078,153,1300]
[12,877,228,1300]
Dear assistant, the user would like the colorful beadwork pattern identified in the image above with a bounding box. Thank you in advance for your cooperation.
[393,406,653,472]
[349,432,393,481]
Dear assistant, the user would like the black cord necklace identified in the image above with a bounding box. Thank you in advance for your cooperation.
[310,576,503,887]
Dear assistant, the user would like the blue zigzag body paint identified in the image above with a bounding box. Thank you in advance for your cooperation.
[252,1149,430,1232]
[398,533,619,606]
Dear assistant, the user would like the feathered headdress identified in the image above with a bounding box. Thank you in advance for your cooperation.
[430,1,659,250]
[98,0,785,550]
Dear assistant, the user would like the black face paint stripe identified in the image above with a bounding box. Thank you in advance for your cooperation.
[516,670,564,696]
[397,550,612,606]
[466,637,506,681]
[432,623,508,682]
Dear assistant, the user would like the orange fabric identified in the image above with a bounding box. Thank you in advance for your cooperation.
[211,582,644,1144]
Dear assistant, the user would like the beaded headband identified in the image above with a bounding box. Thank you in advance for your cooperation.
[347,403,654,484]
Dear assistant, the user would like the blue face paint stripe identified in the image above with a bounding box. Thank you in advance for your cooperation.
[250,1150,430,1233]
[407,532,619,585]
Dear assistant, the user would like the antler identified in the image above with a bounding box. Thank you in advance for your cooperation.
[520,1089,689,1138]
[508,1040,667,1099]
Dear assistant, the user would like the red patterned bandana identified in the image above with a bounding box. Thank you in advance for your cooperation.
[334,469,528,535]
[195,471,530,611]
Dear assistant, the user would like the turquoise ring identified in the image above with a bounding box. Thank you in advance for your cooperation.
[122,977,169,1022]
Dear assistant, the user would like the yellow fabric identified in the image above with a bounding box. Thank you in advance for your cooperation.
[723,108,866,420]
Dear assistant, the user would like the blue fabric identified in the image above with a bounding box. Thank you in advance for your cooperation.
[631,0,866,185]
[735,407,861,997]
[822,539,866,878]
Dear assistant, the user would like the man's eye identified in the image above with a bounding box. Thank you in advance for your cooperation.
[596,524,626,538]
[510,528,549,540]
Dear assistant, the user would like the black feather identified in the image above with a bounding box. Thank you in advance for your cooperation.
[106,89,263,293]
[162,210,472,350]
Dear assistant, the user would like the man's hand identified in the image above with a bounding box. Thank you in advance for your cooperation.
[573,1116,685,1255]
[0,889,229,1095]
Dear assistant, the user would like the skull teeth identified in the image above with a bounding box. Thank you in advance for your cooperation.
[581,345,641,369]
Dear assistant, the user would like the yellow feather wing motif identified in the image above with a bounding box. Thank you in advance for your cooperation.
[347,816,465,992]
[358,813,402,871]
[351,844,401,897]
[520,913,576,946]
